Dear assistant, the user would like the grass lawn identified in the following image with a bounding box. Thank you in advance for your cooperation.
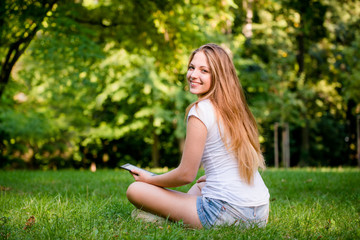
[0,168,359,239]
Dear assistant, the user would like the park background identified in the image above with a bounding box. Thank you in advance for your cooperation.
[1,1,360,239]
[1,0,360,170]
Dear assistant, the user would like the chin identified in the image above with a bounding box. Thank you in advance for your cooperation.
[190,91,202,95]
[189,89,197,95]
[190,89,206,95]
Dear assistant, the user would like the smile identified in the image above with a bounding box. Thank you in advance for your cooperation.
[190,81,202,86]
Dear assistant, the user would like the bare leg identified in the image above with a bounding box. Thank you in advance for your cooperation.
[126,181,203,229]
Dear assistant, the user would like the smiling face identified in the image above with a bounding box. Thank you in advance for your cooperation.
[186,51,212,97]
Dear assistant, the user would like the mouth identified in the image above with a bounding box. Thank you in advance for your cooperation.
[189,81,202,87]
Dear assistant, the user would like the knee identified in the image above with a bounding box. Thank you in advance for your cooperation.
[126,181,138,200]
[126,181,145,203]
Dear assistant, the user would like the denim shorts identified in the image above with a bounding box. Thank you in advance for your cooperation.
[196,196,269,229]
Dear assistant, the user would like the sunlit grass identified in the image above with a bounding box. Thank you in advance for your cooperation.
[0,168,359,239]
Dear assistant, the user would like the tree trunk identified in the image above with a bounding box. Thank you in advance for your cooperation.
[282,123,290,168]
[274,122,279,168]
[0,35,35,97]
[0,1,57,98]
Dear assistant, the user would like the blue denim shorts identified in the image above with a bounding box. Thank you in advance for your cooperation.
[196,196,269,229]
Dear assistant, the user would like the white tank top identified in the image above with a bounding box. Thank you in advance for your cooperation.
[187,99,269,207]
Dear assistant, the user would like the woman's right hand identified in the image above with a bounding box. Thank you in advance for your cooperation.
[196,175,206,183]
[130,169,153,183]
[187,175,206,195]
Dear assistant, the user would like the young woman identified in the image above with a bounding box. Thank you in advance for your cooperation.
[126,43,270,229]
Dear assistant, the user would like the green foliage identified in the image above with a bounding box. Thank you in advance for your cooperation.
[0,109,57,143]
[0,0,359,168]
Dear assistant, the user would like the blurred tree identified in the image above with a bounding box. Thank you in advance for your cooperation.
[281,0,327,164]
[231,0,359,167]
[1,0,359,169]
[1,0,237,168]
[0,0,57,97]
[326,0,360,165]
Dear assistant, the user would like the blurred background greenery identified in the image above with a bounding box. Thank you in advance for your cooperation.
[0,0,359,170]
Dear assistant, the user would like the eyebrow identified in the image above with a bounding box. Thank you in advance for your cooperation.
[189,63,209,69]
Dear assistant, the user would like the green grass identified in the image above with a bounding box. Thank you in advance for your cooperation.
[0,168,359,239]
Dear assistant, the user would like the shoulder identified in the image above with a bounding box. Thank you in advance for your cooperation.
[188,99,216,129]
[192,99,214,111]
[197,99,213,110]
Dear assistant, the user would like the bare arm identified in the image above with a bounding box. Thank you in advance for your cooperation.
[131,116,207,188]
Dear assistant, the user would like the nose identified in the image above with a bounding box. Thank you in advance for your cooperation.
[189,69,199,79]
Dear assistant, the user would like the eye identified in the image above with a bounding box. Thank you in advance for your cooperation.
[201,69,209,73]
[188,66,194,70]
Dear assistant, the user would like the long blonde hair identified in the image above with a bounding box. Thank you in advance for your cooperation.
[186,43,265,184]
